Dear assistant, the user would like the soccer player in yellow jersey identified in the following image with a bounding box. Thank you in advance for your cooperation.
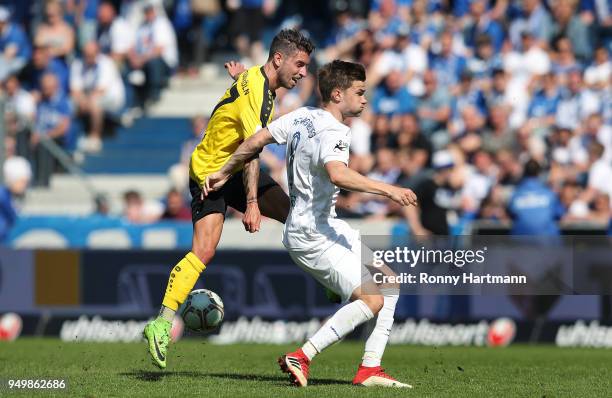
[143,29,314,369]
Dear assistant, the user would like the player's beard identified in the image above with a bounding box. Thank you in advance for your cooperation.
[280,70,300,89]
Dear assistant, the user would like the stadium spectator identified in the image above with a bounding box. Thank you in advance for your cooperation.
[584,47,611,91]
[161,188,191,221]
[31,73,71,187]
[122,190,163,224]
[0,157,31,243]
[359,148,401,218]
[556,69,600,130]
[96,1,134,65]
[179,0,227,68]
[585,142,612,204]
[507,159,564,235]
[228,0,276,66]
[452,105,487,154]
[478,185,510,221]
[70,41,126,153]
[417,70,452,148]
[460,150,496,215]
[550,0,595,61]
[371,69,416,125]
[367,0,409,49]
[3,75,36,159]
[485,67,528,129]
[93,193,110,216]
[127,2,177,109]
[551,37,582,77]
[481,105,516,153]
[508,0,554,48]
[396,113,432,187]
[321,9,367,64]
[462,0,505,53]
[403,150,460,235]
[21,44,69,99]
[450,71,487,124]
[466,34,501,82]
[69,0,99,49]
[525,73,561,135]
[34,0,75,64]
[0,6,31,82]
[429,30,467,89]
[367,29,428,96]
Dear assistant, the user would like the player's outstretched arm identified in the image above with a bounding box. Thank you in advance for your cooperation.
[204,128,277,195]
[325,161,418,207]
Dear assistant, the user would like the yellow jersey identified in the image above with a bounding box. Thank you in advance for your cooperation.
[189,65,275,185]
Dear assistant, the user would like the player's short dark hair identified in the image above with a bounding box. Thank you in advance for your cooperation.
[523,159,541,178]
[317,60,366,103]
[268,29,314,60]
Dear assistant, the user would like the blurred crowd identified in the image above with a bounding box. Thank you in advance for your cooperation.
[251,0,612,235]
[1,0,611,234]
[2,0,181,187]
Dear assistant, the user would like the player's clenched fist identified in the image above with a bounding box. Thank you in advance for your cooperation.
[388,186,417,207]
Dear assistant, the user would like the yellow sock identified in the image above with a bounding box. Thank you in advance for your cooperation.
[161,252,206,311]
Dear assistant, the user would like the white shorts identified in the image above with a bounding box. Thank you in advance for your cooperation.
[287,223,373,303]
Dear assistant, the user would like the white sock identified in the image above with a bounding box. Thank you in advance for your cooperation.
[306,299,374,360]
[159,305,176,322]
[362,294,399,367]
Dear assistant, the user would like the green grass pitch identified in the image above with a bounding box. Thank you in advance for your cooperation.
[1,338,611,397]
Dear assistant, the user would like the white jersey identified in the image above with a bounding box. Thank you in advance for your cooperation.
[268,107,353,251]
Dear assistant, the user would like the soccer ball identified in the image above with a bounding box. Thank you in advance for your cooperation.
[179,289,224,332]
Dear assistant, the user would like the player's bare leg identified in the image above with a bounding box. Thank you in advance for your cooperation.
[144,213,224,369]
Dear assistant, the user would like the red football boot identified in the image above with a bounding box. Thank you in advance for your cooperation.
[352,365,412,388]
[278,349,310,387]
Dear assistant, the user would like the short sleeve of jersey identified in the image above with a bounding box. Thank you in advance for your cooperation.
[267,110,296,144]
[319,128,351,166]
[240,70,274,139]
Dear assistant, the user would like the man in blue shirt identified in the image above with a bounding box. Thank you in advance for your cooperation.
[0,6,31,82]
[32,73,71,187]
[429,30,467,88]
[508,159,565,236]
[0,157,31,243]
[21,44,69,97]
[462,0,505,53]
[372,69,416,117]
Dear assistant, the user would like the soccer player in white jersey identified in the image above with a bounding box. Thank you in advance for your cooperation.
[205,60,417,388]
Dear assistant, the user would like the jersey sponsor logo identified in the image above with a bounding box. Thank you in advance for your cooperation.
[240,69,250,95]
[334,140,348,152]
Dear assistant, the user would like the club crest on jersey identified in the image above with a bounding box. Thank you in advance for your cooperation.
[334,140,348,152]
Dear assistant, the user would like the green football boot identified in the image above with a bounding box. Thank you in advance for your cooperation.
[143,317,172,369]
